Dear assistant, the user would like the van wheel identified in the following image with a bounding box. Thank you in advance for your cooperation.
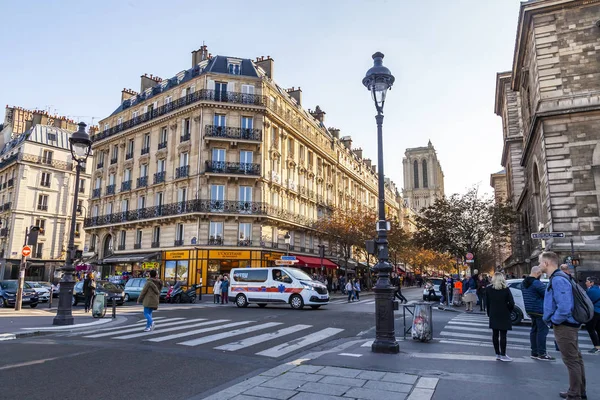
[72,296,78,306]
[510,308,523,325]
[290,295,304,310]
[258,303,267,308]
[124,294,130,302]
[235,294,248,308]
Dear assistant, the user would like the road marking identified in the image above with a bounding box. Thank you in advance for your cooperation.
[0,350,95,371]
[408,352,534,363]
[339,353,362,357]
[84,318,203,338]
[113,319,230,340]
[214,324,312,351]
[73,317,185,335]
[178,322,283,347]
[444,324,591,342]
[147,321,252,343]
[256,327,344,358]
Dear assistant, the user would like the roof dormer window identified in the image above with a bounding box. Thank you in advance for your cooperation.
[228,59,241,75]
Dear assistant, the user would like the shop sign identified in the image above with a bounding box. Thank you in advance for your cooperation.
[165,250,190,260]
[263,252,282,260]
[142,262,160,270]
[212,250,251,260]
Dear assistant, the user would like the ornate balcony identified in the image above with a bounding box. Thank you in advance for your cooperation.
[204,125,262,141]
[121,180,132,192]
[208,237,224,246]
[118,244,126,251]
[110,157,118,165]
[180,133,190,143]
[174,239,184,247]
[125,152,133,160]
[141,147,150,155]
[137,176,148,188]
[92,188,101,198]
[3,202,11,211]
[96,162,104,169]
[106,184,116,195]
[37,204,48,211]
[154,171,166,184]
[134,243,142,249]
[151,241,160,248]
[175,165,189,179]
[205,161,260,176]
[158,141,167,150]
[91,89,267,143]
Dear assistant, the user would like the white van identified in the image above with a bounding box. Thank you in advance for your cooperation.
[228,267,329,310]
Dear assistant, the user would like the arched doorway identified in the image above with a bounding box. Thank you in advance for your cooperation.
[103,234,113,259]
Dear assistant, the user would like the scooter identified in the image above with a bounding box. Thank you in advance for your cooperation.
[171,284,201,304]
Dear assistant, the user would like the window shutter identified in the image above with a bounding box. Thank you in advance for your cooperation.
[190,85,195,94]
[207,80,215,91]
[153,101,158,109]
[143,106,148,114]
[181,89,186,98]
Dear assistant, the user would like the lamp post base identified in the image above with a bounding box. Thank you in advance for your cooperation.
[53,280,75,326]
[372,264,399,354]
[372,338,400,354]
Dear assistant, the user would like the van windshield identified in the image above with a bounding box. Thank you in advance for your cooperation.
[285,268,312,281]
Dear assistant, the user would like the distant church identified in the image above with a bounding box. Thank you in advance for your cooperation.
[402,140,445,210]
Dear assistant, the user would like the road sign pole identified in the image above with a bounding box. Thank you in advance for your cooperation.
[15,228,29,311]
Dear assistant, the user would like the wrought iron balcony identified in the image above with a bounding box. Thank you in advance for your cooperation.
[158,141,167,150]
[125,152,133,160]
[91,89,267,143]
[238,239,253,247]
[7,179,13,187]
[34,252,43,259]
[175,165,189,179]
[110,157,118,165]
[1,183,5,189]
[137,176,148,188]
[151,241,160,248]
[154,171,166,184]
[208,237,223,246]
[2,202,11,211]
[174,239,184,247]
[205,161,260,176]
[134,243,142,249]
[0,228,8,237]
[141,147,150,155]
[121,180,132,191]
[92,188,101,198]
[106,184,116,195]
[118,244,126,251]
[204,125,262,141]
[37,204,48,211]
[180,133,190,143]
[96,162,104,169]
[40,180,51,188]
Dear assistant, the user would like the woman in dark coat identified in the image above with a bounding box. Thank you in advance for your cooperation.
[486,272,515,362]
[82,272,96,313]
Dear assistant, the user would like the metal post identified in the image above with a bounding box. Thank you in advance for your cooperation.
[112,297,116,318]
[372,113,399,354]
[15,227,29,311]
[570,238,577,281]
[49,287,53,309]
[53,163,82,325]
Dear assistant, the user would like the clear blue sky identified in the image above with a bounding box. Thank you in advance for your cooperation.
[0,0,522,196]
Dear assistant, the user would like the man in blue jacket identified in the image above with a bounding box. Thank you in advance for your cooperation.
[584,276,600,354]
[523,265,554,361]
[540,251,587,400]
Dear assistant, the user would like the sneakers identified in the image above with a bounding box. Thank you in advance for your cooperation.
[536,354,556,361]
[530,355,539,360]
[559,392,587,399]
[143,327,151,332]
[588,348,599,354]
[499,355,513,362]
[496,354,501,361]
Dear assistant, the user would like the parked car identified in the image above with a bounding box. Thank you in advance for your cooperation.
[123,278,148,302]
[73,281,125,306]
[422,278,444,301]
[507,278,549,325]
[37,281,59,297]
[26,281,51,302]
[0,280,39,308]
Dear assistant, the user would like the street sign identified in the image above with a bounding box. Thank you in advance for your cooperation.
[531,232,565,239]
[466,253,474,260]
[275,260,299,265]
[281,256,297,261]
[465,259,475,263]
[21,246,32,257]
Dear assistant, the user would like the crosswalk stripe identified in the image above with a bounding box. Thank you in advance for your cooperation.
[74,317,185,335]
[256,327,344,358]
[113,319,230,340]
[443,325,592,342]
[177,322,283,347]
[147,321,252,343]
[84,318,204,338]
[214,324,312,352]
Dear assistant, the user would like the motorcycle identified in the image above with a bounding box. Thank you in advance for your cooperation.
[171,284,201,304]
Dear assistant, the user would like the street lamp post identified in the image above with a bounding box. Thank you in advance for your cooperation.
[284,232,291,256]
[53,122,92,326]
[362,52,399,354]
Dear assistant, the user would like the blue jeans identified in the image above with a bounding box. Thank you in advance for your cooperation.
[143,307,153,329]
[530,315,549,356]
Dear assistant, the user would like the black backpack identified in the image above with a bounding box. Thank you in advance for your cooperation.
[548,272,594,324]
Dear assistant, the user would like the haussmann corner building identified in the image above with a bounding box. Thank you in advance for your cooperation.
[84,45,401,292]
[495,0,600,278]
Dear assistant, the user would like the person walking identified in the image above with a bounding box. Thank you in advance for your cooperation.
[477,274,489,312]
[584,276,600,354]
[137,270,162,332]
[354,279,361,301]
[464,274,477,313]
[82,272,96,313]
[345,280,354,302]
[486,272,515,362]
[332,276,338,294]
[540,251,587,400]
[220,275,230,304]
[392,273,408,303]
[523,266,555,361]
[213,275,222,304]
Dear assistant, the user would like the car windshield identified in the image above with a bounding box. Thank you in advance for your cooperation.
[431,279,443,286]
[99,283,120,291]
[285,268,312,281]
[27,282,42,288]
[0,281,18,290]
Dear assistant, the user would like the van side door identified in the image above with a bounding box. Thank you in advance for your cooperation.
[269,269,294,303]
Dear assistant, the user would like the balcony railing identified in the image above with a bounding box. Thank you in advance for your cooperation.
[118,244,125,251]
[37,204,48,211]
[204,125,262,141]
[92,188,101,198]
[174,239,184,247]
[97,162,104,169]
[121,180,132,191]
[125,152,134,160]
[110,157,118,165]
[91,89,267,143]
[154,171,166,184]
[158,141,167,150]
[106,184,116,195]
[84,199,316,228]
[238,239,253,247]
[205,161,260,176]
[175,165,189,179]
[180,133,190,143]
[0,153,20,171]
[7,179,13,187]
[34,252,43,259]
[208,237,223,246]
[141,147,150,155]
[137,176,148,188]
[0,228,8,237]
[2,202,11,211]
[40,181,51,188]
[134,243,142,249]
[151,241,160,248]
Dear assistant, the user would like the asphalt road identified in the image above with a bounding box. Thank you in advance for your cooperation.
[0,288,425,400]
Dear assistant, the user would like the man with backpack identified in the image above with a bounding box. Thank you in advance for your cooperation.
[540,251,588,400]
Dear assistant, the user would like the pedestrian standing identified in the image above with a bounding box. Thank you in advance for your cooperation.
[540,251,587,399]
[486,272,515,362]
[332,276,338,294]
[346,281,354,302]
[477,274,489,312]
[447,277,454,304]
[584,276,600,354]
[523,266,555,361]
[213,275,222,304]
[220,275,230,304]
[354,279,361,301]
[425,280,436,302]
[137,270,162,332]
[439,278,447,305]
[82,272,96,313]
[464,274,477,313]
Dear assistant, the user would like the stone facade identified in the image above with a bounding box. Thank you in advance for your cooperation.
[402,141,444,210]
[496,0,600,278]
[490,170,512,268]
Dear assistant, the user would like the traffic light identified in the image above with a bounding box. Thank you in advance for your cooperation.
[27,226,41,246]
[572,258,580,267]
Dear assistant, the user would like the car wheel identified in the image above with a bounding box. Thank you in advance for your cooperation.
[72,296,78,306]
[124,294,130,302]
[510,308,523,325]
[235,294,248,308]
[257,303,267,308]
[30,303,38,308]
[0,298,6,308]
[310,305,321,310]
[423,296,427,301]
[290,294,304,310]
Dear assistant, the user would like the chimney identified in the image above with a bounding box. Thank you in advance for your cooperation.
[363,159,372,169]
[340,136,352,150]
[329,127,340,139]
[121,88,138,103]
[140,73,161,92]
[192,45,209,66]
[353,148,363,159]
[255,55,274,79]
[371,165,377,174]
[310,105,325,123]
[286,87,302,105]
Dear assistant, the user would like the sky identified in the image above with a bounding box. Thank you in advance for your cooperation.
[0,0,523,197]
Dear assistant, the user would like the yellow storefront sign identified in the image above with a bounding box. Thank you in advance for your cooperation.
[211,250,251,260]
[165,250,190,260]
[142,262,160,270]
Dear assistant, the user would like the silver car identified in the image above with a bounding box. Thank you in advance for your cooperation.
[26,281,51,302]
[506,278,549,325]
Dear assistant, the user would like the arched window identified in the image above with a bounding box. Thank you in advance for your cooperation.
[422,159,428,188]
[413,160,419,189]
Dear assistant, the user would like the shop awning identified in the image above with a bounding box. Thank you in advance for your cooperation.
[101,252,161,264]
[293,255,338,269]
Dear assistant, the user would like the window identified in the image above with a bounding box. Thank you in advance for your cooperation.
[121,199,129,212]
[164,96,172,105]
[138,195,146,209]
[239,186,252,213]
[158,159,166,173]
[78,200,83,213]
[75,223,81,237]
[127,139,134,157]
[47,133,57,142]
[119,230,126,247]
[90,234,98,251]
[288,199,294,212]
[117,117,123,127]
[109,173,115,186]
[132,110,138,119]
[156,192,163,207]
[177,187,187,203]
[42,150,53,165]
[241,84,254,95]
[79,178,85,193]
[124,169,131,182]
[136,229,143,245]
[239,223,251,245]
[153,226,161,244]
[143,133,150,150]
[106,202,113,214]
[111,146,118,161]
[35,219,46,235]
[209,221,223,244]
[212,148,225,162]
[92,205,99,218]
[176,223,184,241]
[179,152,189,167]
[228,63,241,75]
[210,185,224,201]
[34,243,44,258]
[183,118,191,135]
[160,127,168,145]
[241,116,253,130]
[104,123,109,132]
[214,114,226,127]
[232,269,267,283]
[95,177,101,190]
[40,172,51,187]
[422,159,428,188]
[37,194,48,211]
[140,164,148,178]
[215,82,227,101]
[240,150,253,164]
[413,160,419,189]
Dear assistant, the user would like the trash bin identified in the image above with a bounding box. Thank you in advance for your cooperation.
[452,288,463,307]
[411,302,433,342]
[92,293,107,318]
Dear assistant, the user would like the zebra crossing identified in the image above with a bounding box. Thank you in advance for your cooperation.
[57,316,344,358]
[440,313,595,354]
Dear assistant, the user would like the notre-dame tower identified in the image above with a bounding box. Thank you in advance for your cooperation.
[402,140,445,210]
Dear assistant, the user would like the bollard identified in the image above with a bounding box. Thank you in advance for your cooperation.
[112,297,116,318]
[48,288,53,309]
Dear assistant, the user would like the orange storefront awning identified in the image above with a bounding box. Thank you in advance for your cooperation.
[293,255,338,269]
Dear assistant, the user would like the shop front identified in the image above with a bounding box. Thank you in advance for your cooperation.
[100,252,161,283]
[162,250,197,287]
[293,255,338,275]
